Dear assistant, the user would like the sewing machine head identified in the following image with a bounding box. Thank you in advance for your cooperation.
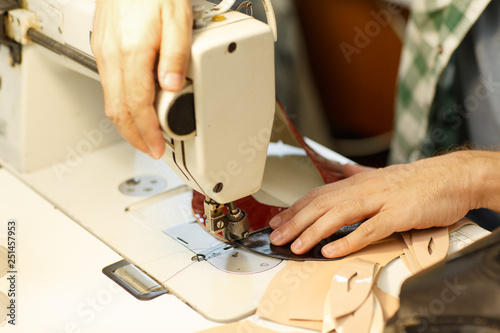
[155,0,277,240]
[0,0,276,241]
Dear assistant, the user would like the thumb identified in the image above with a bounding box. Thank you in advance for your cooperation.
[158,0,193,92]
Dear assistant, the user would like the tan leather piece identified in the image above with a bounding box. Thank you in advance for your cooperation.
[401,249,422,273]
[258,234,406,330]
[412,227,449,268]
[401,226,449,273]
[323,292,375,333]
[322,259,377,333]
[196,320,291,333]
[448,218,475,232]
[328,258,376,319]
[371,293,386,333]
[336,293,374,333]
[372,284,400,322]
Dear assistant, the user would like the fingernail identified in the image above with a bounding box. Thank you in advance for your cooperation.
[147,145,163,160]
[291,239,302,253]
[322,245,335,257]
[162,73,184,91]
[269,216,281,229]
[150,150,161,159]
[269,230,282,244]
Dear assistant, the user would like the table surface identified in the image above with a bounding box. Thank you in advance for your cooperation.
[0,168,220,333]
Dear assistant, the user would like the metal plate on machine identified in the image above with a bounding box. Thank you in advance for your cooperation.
[119,175,167,197]
[164,220,281,274]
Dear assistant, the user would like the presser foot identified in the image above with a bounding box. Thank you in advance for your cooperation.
[204,198,250,241]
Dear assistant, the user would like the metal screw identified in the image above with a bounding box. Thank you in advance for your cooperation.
[217,221,225,229]
[242,231,249,239]
[126,177,141,186]
[213,182,223,193]
[191,254,206,262]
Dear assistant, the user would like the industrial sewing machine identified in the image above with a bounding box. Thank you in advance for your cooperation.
[0,0,301,322]
[1,0,278,242]
[2,2,495,330]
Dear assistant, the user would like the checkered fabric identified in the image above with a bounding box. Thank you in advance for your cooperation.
[389,0,491,164]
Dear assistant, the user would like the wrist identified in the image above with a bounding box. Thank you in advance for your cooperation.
[460,150,500,212]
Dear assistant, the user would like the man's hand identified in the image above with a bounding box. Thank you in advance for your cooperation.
[91,0,192,159]
[269,151,500,258]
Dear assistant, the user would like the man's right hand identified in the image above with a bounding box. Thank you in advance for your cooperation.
[91,0,192,159]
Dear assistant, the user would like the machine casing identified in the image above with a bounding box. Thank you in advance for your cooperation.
[158,11,275,204]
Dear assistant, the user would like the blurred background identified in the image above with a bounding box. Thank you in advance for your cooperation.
[234,0,409,167]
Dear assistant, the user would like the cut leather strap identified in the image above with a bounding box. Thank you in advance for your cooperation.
[322,258,377,333]
[192,102,345,248]
[401,226,449,273]
[331,293,375,333]
[372,284,400,322]
[328,258,377,319]
[258,235,406,331]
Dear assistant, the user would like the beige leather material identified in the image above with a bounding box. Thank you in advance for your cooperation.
[322,259,377,333]
[372,284,400,322]
[328,258,376,318]
[401,226,449,273]
[323,292,375,333]
[258,234,406,331]
[197,320,291,333]
[412,227,449,268]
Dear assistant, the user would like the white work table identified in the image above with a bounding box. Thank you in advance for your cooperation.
[0,168,218,333]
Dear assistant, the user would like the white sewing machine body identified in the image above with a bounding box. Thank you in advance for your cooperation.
[2,0,276,205]
[0,0,285,322]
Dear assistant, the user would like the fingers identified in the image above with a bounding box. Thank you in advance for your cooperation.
[268,167,375,230]
[92,2,152,155]
[158,0,192,92]
[122,45,165,158]
[321,212,395,258]
[91,0,192,158]
[271,197,379,255]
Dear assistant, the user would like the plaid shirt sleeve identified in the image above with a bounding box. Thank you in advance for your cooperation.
[389,0,491,164]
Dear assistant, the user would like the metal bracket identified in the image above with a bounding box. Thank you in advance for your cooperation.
[0,0,22,65]
[102,260,168,301]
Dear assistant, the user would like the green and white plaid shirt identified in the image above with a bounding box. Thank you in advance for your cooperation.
[389,0,492,164]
